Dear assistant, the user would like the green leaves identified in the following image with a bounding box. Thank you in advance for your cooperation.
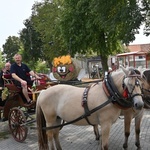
[2,36,21,63]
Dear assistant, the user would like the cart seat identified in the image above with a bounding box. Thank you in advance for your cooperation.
[5,84,21,93]
[3,74,12,79]
[3,74,21,93]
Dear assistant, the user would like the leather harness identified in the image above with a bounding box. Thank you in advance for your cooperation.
[81,83,97,125]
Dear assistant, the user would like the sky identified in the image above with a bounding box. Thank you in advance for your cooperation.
[0,0,149,50]
[0,0,41,50]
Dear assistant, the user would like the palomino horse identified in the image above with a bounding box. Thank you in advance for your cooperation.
[122,68,150,150]
[36,66,144,150]
[93,68,150,150]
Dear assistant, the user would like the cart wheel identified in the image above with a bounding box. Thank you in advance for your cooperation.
[8,107,28,142]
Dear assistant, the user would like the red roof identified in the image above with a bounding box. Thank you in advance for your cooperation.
[127,43,150,53]
[117,43,150,57]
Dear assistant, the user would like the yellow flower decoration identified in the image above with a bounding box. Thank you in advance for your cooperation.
[53,55,72,67]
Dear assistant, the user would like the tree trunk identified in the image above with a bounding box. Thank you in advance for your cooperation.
[97,31,109,74]
[101,55,108,74]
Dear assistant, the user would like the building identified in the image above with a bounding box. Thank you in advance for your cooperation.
[117,43,150,68]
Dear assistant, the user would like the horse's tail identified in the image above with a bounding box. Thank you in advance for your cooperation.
[36,99,49,150]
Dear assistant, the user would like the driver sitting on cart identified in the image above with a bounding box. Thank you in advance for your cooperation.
[10,54,41,105]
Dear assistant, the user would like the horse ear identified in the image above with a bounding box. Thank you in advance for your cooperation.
[119,65,129,76]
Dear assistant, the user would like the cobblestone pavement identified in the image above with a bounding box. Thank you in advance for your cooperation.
[0,110,150,150]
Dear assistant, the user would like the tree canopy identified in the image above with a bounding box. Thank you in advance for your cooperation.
[19,19,43,67]
[60,0,145,71]
[2,36,22,63]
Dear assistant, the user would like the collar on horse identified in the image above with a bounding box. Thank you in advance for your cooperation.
[103,72,141,109]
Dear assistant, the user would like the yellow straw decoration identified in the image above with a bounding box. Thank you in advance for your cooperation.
[53,55,72,67]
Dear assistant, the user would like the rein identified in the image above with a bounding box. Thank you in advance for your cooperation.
[49,79,103,86]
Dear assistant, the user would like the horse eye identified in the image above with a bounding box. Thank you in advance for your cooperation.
[135,78,141,86]
[136,81,139,85]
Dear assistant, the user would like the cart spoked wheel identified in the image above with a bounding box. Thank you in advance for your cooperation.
[8,107,28,142]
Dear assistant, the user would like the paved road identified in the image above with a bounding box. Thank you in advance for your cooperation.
[0,110,150,150]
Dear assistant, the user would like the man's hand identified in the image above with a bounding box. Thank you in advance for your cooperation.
[21,80,27,87]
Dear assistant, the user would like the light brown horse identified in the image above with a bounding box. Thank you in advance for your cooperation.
[36,66,144,150]
[93,68,150,150]
[122,68,150,150]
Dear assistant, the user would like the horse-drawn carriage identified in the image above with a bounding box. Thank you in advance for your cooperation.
[1,54,150,149]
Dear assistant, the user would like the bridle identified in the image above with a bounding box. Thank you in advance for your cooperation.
[122,75,143,100]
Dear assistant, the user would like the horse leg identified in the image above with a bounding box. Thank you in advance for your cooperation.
[134,110,144,150]
[46,117,61,150]
[47,130,55,150]
[93,125,100,140]
[123,112,132,150]
[53,117,62,150]
[100,123,111,150]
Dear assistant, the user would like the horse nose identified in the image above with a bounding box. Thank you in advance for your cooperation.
[133,98,144,110]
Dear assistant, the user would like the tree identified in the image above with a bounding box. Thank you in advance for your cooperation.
[2,36,22,63]
[141,0,150,36]
[19,19,44,68]
[31,0,68,67]
[0,51,5,69]
[14,0,149,72]
[60,0,146,72]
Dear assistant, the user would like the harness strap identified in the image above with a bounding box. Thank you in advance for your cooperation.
[82,84,95,126]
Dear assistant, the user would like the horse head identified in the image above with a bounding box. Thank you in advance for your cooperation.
[120,65,144,110]
[138,68,150,108]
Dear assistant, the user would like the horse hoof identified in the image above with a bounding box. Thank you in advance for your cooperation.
[135,142,141,150]
[95,137,99,141]
[123,143,127,149]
